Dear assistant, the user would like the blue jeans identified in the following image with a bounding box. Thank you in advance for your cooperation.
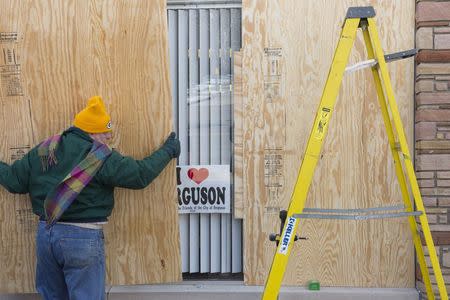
[35,221,105,300]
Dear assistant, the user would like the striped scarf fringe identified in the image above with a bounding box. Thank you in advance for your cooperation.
[38,134,62,172]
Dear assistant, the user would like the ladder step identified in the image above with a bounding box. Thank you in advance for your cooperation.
[294,205,422,220]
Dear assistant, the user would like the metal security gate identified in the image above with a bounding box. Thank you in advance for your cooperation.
[167,0,242,274]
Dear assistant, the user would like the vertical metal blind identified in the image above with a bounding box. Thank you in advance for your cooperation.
[167,2,242,274]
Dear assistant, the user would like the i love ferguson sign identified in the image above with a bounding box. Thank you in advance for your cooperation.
[176,165,230,214]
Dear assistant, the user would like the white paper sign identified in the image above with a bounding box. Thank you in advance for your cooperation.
[177,165,230,214]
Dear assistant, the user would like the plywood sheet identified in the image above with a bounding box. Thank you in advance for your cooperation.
[240,0,415,287]
[233,51,244,219]
[0,0,181,292]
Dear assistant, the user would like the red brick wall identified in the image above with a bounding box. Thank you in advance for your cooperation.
[416,1,450,298]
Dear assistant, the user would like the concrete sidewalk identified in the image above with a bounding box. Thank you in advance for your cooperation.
[0,281,419,300]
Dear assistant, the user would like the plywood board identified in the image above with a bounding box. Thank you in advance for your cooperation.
[0,0,181,292]
[240,0,415,287]
[233,51,244,219]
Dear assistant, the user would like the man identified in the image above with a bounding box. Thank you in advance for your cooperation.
[0,96,180,299]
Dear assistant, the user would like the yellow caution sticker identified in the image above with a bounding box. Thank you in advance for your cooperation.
[314,107,332,141]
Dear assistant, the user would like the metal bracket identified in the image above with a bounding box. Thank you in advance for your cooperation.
[293,204,423,221]
[384,49,417,63]
[345,6,376,19]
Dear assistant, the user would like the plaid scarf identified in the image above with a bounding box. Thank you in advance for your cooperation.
[38,134,112,227]
[38,134,61,171]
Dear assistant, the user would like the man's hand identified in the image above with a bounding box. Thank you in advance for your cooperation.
[162,132,181,159]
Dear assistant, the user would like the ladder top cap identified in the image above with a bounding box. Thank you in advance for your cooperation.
[346,6,376,19]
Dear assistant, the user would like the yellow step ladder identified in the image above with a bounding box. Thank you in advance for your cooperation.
[262,6,448,300]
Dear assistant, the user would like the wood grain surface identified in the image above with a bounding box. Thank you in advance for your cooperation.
[239,0,415,287]
[0,0,181,292]
[233,51,244,219]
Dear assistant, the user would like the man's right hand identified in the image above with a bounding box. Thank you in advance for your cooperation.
[162,132,181,158]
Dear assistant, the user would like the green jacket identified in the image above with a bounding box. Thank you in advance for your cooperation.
[0,127,172,222]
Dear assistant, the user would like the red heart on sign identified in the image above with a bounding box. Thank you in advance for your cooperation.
[187,168,209,184]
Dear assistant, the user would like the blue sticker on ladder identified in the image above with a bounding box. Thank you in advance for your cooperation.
[278,217,297,255]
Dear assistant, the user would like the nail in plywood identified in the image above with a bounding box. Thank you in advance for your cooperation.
[240,0,415,287]
[0,0,181,292]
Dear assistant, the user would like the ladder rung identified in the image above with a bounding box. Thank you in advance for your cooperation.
[345,59,377,73]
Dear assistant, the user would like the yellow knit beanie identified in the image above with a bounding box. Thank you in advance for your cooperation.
[73,96,112,133]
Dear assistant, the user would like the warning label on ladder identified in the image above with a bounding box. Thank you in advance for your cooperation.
[314,107,331,141]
